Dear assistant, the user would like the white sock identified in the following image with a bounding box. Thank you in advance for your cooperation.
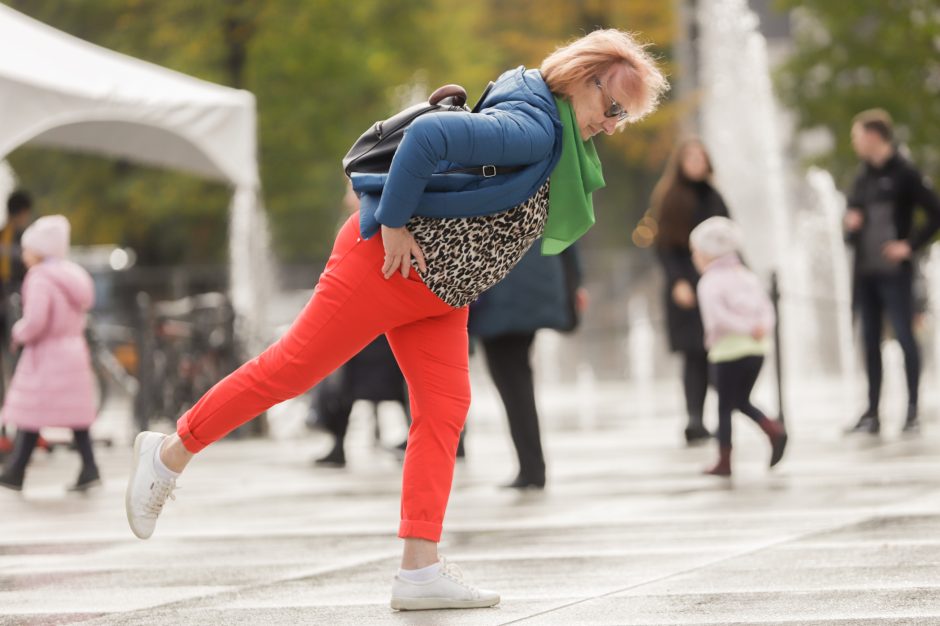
[398,561,442,583]
[152,438,181,481]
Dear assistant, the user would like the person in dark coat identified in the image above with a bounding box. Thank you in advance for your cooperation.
[468,241,584,489]
[307,183,411,468]
[0,190,33,460]
[0,190,32,301]
[843,109,940,435]
[650,138,730,445]
[308,335,409,468]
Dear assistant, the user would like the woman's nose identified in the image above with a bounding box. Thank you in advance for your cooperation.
[602,118,618,135]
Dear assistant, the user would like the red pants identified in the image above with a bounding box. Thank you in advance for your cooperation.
[177,213,470,542]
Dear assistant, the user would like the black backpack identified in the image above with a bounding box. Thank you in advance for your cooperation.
[342,82,521,178]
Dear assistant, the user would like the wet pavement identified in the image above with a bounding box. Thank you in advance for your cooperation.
[3,375,940,625]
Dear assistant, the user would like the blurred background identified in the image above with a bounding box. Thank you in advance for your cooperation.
[1,0,938,441]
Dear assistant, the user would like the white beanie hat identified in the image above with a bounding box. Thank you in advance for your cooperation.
[689,216,743,258]
[22,215,70,259]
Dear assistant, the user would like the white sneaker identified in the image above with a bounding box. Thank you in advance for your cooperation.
[125,432,177,539]
[390,558,500,611]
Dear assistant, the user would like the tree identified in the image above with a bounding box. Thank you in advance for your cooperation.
[6,1,677,262]
[774,0,940,186]
[6,0,494,263]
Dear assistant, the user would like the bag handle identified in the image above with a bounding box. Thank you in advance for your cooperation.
[429,84,467,107]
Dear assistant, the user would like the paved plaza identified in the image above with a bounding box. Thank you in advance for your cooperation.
[3,374,940,625]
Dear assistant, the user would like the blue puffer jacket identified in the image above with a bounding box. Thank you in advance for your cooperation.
[352,67,564,239]
[468,241,582,338]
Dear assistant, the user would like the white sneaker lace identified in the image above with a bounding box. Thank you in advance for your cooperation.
[143,479,178,517]
[439,557,480,599]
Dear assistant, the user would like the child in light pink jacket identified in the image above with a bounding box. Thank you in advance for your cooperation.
[689,216,787,476]
[0,215,98,492]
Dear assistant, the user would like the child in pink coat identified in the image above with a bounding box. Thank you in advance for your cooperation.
[690,216,787,476]
[0,215,98,492]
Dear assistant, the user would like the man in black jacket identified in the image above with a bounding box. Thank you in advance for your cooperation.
[844,109,940,435]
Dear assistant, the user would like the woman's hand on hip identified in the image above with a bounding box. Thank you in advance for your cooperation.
[381,225,427,279]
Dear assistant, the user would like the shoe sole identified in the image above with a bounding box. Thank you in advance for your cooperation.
[69,479,102,493]
[313,460,346,468]
[390,596,500,610]
[125,432,153,540]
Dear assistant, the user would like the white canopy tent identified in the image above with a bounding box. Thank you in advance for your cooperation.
[0,4,272,348]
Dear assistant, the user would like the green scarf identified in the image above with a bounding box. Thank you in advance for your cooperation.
[541,97,606,255]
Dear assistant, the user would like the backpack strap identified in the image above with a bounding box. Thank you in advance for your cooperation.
[444,83,524,177]
[471,82,496,113]
[443,165,525,177]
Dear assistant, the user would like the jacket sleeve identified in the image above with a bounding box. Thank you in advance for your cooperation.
[844,171,865,246]
[12,275,52,347]
[695,277,718,349]
[374,105,556,228]
[907,169,940,251]
[655,245,689,287]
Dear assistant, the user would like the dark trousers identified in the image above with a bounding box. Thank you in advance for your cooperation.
[682,350,709,427]
[713,356,767,448]
[855,271,920,412]
[313,374,356,444]
[482,333,545,484]
[3,429,97,475]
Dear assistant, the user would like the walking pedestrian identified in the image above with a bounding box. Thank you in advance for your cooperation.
[306,181,411,468]
[468,242,585,490]
[0,190,33,458]
[842,109,940,435]
[650,139,730,444]
[0,215,99,492]
[125,29,667,611]
[309,334,409,468]
[689,217,787,477]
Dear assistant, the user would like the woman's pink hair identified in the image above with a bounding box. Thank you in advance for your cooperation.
[540,29,668,124]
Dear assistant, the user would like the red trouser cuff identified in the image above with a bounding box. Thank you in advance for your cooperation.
[176,413,208,454]
[398,519,443,542]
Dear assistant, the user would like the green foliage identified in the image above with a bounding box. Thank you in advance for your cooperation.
[774,0,940,186]
[9,149,230,264]
[5,0,676,263]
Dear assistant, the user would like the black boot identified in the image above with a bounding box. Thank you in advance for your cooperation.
[684,423,711,446]
[0,430,40,491]
[501,473,545,490]
[68,465,101,492]
[902,405,920,434]
[390,438,408,462]
[845,410,880,435]
[757,418,788,468]
[313,441,346,468]
[0,466,24,491]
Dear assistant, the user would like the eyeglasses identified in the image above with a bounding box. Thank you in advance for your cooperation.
[594,77,628,122]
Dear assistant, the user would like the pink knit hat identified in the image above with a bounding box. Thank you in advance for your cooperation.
[21,215,70,259]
